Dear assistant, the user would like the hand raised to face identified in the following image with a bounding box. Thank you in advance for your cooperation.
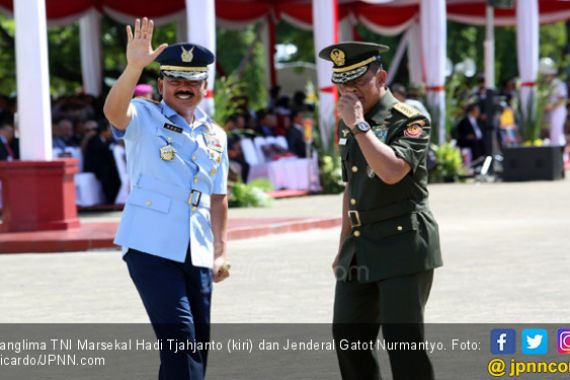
[338,93,365,129]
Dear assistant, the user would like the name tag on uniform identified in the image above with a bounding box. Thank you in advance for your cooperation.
[339,138,347,146]
[163,123,183,134]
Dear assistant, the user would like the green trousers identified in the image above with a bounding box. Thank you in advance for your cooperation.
[332,270,434,380]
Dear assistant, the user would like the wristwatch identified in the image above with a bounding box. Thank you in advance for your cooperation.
[351,120,371,135]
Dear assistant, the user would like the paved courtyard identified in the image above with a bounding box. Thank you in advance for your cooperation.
[1,177,569,323]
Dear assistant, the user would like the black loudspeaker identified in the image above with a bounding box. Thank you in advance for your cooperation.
[502,146,565,181]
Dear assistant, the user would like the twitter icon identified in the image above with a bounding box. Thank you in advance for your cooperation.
[522,329,548,354]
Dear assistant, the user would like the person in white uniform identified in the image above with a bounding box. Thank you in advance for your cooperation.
[541,57,568,161]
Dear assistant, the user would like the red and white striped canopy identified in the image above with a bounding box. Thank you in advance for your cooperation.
[0,0,569,28]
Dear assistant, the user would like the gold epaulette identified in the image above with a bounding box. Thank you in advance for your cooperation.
[393,102,420,118]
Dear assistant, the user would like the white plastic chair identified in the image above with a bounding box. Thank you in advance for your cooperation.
[265,136,278,146]
[240,138,271,183]
[253,136,268,163]
[75,173,106,207]
[275,136,289,151]
[240,138,259,165]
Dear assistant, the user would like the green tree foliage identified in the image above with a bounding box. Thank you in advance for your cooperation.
[275,22,314,63]
[539,22,568,75]
[447,20,568,89]
[216,25,267,110]
[0,12,568,108]
[0,13,268,108]
[0,15,16,94]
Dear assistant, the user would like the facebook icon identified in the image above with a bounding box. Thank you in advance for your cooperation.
[491,329,516,354]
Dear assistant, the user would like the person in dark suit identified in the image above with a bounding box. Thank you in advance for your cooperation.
[287,110,306,158]
[455,103,486,160]
[254,109,277,137]
[0,116,19,161]
[83,120,121,204]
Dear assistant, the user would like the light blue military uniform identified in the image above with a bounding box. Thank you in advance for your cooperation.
[113,98,229,268]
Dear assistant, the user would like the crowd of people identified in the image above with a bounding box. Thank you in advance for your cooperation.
[0,84,317,205]
[1,67,570,206]
[449,59,570,166]
[223,87,314,183]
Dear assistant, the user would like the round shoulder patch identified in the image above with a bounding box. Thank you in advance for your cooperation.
[403,124,423,138]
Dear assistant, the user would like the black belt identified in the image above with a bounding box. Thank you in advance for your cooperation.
[348,200,427,228]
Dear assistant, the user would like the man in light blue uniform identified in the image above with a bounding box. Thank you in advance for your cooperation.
[103,18,230,380]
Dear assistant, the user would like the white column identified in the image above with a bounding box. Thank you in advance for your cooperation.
[80,9,102,97]
[339,16,354,42]
[484,5,495,89]
[516,0,539,125]
[420,0,446,144]
[185,0,216,116]
[313,0,338,151]
[15,0,52,160]
[407,20,423,86]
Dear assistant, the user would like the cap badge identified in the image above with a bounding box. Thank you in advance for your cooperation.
[181,46,194,63]
[330,48,345,66]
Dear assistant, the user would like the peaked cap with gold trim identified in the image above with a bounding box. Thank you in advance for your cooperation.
[318,41,389,84]
[156,43,215,81]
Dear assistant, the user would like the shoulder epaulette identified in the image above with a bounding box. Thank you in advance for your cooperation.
[393,102,420,118]
[206,120,226,136]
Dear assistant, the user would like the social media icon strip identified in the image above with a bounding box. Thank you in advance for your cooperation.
[491,329,516,354]
[522,329,548,355]
[557,329,570,354]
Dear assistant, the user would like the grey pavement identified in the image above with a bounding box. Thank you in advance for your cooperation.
[1,177,569,323]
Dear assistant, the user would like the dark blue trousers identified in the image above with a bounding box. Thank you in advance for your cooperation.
[124,249,213,380]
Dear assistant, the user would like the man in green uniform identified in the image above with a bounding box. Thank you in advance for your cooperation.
[319,42,443,380]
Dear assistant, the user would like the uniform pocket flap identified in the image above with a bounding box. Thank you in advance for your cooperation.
[369,213,418,239]
[127,188,171,214]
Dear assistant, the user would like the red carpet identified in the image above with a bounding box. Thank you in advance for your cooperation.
[266,190,309,199]
[0,217,341,253]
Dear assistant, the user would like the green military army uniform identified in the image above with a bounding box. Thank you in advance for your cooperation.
[336,90,442,283]
[319,42,442,380]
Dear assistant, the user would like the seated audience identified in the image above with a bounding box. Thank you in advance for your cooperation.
[0,116,18,161]
[455,103,486,161]
[83,120,121,204]
[255,109,277,137]
[75,119,99,154]
[52,116,76,155]
[287,111,307,158]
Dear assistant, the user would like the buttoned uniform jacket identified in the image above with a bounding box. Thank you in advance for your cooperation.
[112,98,229,269]
[337,90,443,282]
